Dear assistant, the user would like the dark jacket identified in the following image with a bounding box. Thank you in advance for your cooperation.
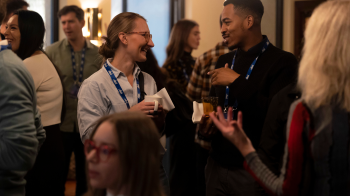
[209,36,298,166]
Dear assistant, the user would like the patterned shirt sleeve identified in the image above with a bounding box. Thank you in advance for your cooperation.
[186,56,204,102]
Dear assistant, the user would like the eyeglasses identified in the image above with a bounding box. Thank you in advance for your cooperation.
[84,139,117,162]
[125,32,152,43]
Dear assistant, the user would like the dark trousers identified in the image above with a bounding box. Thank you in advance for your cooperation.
[205,156,267,196]
[62,132,87,196]
[168,128,197,196]
[25,124,65,196]
[196,144,209,196]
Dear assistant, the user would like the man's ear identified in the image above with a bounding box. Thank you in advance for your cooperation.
[80,19,85,28]
[118,32,127,45]
[245,15,255,29]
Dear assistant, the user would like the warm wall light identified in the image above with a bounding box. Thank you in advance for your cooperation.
[84,8,102,40]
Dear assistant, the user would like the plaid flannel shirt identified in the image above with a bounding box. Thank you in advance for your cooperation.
[186,42,230,102]
[186,42,230,149]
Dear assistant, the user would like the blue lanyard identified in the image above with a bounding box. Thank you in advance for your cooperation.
[70,45,86,85]
[224,38,270,113]
[183,68,190,82]
[0,44,11,52]
[179,59,190,82]
[104,61,141,109]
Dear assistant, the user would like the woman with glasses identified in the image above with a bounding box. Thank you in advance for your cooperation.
[84,111,165,196]
[210,1,350,195]
[77,12,169,194]
[4,10,65,196]
[78,12,163,142]
[162,19,200,93]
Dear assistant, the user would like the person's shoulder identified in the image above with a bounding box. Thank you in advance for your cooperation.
[84,68,104,83]
[46,39,65,50]
[87,41,100,52]
[80,69,105,93]
[141,71,156,84]
[45,39,66,56]
[0,50,34,89]
[0,50,28,74]
[267,44,297,62]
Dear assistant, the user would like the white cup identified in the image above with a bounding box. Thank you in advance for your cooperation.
[144,94,163,115]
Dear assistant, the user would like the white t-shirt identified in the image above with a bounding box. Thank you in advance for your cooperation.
[23,53,63,127]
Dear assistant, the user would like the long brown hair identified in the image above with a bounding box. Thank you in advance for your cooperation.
[85,111,164,196]
[162,19,198,68]
[99,12,146,62]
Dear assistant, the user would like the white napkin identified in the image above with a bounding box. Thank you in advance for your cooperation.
[155,88,175,111]
[0,40,9,46]
[192,101,204,124]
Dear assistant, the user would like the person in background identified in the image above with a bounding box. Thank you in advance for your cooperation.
[138,49,197,196]
[84,111,165,196]
[163,19,200,93]
[46,5,101,196]
[77,12,168,194]
[199,0,298,195]
[210,3,350,195]
[0,0,28,39]
[0,1,45,195]
[4,10,64,195]
[186,15,230,102]
[185,16,230,196]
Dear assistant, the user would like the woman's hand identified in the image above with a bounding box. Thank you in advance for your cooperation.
[209,106,255,157]
[129,101,164,118]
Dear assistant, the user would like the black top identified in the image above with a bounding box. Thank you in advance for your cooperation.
[209,36,298,167]
[257,82,300,175]
[164,51,195,93]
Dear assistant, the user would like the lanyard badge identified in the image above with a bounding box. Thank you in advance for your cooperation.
[69,45,86,98]
[104,61,141,109]
[223,38,270,119]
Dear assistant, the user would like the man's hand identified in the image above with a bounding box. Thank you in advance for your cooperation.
[197,114,218,138]
[208,63,240,86]
[209,106,255,157]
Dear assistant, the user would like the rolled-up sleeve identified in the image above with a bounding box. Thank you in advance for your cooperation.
[77,81,108,142]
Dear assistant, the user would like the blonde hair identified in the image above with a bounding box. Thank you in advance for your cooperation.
[298,1,350,111]
[99,12,146,61]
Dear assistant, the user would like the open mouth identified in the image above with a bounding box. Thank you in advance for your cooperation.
[141,47,148,53]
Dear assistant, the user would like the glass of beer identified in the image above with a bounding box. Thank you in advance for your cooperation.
[202,97,218,116]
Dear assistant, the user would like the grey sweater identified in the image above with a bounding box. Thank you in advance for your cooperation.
[0,48,46,196]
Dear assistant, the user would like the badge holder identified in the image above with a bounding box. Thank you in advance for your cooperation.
[223,106,237,120]
[69,82,80,99]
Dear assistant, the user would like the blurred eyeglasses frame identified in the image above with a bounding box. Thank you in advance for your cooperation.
[125,32,152,43]
[84,139,117,162]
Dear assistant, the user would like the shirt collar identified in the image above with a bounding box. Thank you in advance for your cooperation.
[0,40,11,52]
[106,58,141,78]
[64,38,94,50]
[241,35,269,55]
